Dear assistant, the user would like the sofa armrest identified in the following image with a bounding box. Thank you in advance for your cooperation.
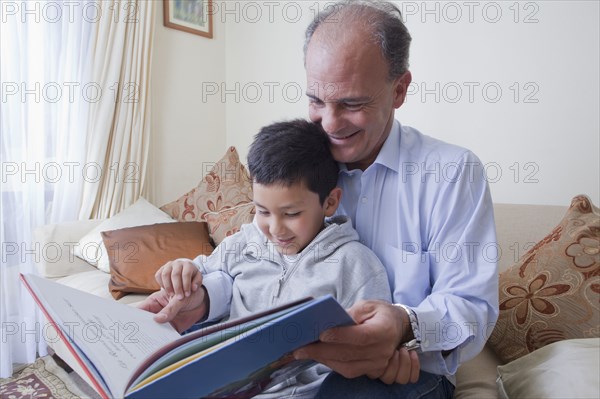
[33,219,105,279]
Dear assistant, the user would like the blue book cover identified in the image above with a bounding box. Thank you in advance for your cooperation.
[126,295,355,398]
[21,274,354,399]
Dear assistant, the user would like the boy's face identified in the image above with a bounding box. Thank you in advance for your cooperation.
[253,181,339,255]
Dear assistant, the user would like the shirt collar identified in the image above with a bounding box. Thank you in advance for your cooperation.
[338,120,401,175]
[374,119,401,173]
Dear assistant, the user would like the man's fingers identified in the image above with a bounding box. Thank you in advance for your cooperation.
[409,349,420,383]
[345,300,379,324]
[395,348,412,384]
[296,341,373,363]
[319,323,380,346]
[377,351,399,384]
[154,295,186,323]
[138,291,168,314]
[318,357,384,380]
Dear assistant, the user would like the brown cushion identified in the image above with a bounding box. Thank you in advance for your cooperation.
[160,146,254,245]
[488,194,600,363]
[102,222,214,300]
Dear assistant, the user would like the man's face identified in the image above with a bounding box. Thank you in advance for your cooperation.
[253,182,333,255]
[305,30,411,171]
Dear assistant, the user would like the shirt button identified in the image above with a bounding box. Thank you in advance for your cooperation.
[361,197,368,204]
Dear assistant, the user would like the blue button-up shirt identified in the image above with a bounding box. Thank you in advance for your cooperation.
[336,120,499,378]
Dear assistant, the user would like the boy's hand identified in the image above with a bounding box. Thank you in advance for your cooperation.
[155,260,203,300]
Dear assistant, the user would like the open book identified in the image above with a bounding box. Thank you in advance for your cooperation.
[21,273,355,398]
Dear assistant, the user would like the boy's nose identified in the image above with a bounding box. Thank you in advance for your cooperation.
[270,220,286,237]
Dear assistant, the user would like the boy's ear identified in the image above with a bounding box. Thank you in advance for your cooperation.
[324,187,342,217]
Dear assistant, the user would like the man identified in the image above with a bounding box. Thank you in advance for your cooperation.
[292,1,498,397]
[140,1,498,397]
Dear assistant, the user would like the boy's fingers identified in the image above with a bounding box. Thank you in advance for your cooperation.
[158,262,175,295]
[169,262,185,300]
[181,264,196,297]
[191,272,203,293]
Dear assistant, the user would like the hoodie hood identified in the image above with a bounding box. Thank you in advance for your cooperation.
[242,215,358,265]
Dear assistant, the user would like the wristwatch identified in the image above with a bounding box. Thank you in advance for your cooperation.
[394,304,421,352]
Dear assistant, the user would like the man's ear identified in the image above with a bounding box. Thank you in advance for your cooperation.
[324,187,342,217]
[392,71,412,108]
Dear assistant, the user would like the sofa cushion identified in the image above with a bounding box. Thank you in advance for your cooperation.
[73,198,175,273]
[453,345,500,399]
[160,146,254,245]
[497,338,600,399]
[33,219,104,279]
[489,195,600,363]
[102,222,214,300]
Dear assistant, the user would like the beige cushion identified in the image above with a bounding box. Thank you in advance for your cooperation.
[454,345,501,399]
[489,195,600,363]
[160,147,254,245]
[102,222,214,299]
[497,338,600,399]
[33,219,104,278]
[73,198,175,272]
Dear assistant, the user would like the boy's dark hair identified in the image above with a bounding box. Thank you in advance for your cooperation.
[247,119,338,204]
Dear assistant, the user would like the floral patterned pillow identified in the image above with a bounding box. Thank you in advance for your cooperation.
[489,195,600,364]
[160,147,254,245]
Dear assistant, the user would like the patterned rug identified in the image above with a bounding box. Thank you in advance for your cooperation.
[0,356,97,399]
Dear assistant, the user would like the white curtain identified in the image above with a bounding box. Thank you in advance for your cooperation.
[0,1,93,377]
[79,0,155,219]
[0,0,155,378]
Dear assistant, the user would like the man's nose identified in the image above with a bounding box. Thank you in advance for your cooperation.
[316,104,344,135]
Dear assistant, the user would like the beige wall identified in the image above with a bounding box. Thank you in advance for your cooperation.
[223,1,600,207]
[151,1,599,207]
[224,2,310,164]
[150,2,226,206]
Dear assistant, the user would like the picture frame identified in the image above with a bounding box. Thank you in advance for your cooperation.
[163,0,213,38]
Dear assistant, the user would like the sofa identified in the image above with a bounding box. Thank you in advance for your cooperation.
[35,199,598,398]
[31,147,599,397]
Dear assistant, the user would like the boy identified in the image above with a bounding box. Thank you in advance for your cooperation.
[152,119,391,398]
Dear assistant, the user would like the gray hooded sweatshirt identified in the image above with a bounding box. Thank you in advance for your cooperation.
[191,215,392,398]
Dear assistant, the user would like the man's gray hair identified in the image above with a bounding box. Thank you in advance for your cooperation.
[304,0,412,80]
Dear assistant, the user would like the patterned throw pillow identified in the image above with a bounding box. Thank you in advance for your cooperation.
[160,147,255,245]
[489,195,600,364]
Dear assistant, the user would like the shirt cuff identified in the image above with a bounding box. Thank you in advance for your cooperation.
[202,271,233,322]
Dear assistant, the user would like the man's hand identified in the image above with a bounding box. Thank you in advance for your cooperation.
[137,285,208,333]
[294,300,420,384]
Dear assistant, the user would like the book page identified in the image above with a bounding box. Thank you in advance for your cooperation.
[23,274,180,397]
